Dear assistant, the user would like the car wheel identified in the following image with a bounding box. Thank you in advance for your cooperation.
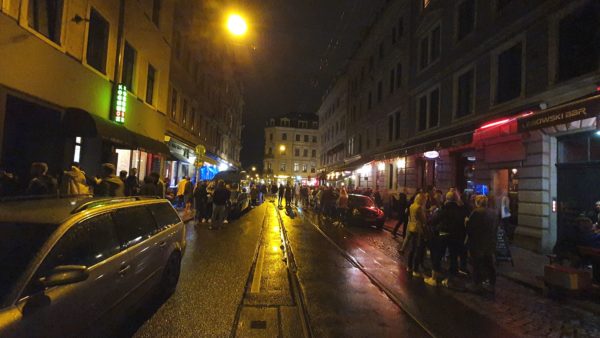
[161,252,181,297]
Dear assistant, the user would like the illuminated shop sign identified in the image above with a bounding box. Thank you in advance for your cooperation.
[114,84,127,124]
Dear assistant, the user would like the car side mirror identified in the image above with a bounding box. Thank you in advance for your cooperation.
[39,265,89,288]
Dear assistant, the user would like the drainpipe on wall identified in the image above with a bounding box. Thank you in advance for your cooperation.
[110,0,126,123]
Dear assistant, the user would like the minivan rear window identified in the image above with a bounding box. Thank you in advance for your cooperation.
[147,202,181,229]
[0,222,57,305]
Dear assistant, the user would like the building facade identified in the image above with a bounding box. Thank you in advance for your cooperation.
[264,113,319,185]
[164,0,244,187]
[0,0,174,185]
[318,0,600,252]
[318,74,348,174]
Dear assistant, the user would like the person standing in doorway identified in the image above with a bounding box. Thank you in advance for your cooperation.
[500,189,513,240]
[125,168,140,196]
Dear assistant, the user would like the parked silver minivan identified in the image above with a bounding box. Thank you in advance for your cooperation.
[0,197,186,337]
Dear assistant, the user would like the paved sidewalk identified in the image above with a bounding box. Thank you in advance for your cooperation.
[381,218,600,315]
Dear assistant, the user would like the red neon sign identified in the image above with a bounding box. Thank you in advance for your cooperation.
[479,118,511,130]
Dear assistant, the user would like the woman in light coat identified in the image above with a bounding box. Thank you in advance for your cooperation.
[405,192,427,277]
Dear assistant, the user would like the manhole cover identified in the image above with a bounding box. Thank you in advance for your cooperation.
[250,320,267,329]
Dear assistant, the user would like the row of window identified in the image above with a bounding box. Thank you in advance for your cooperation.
[265,161,317,173]
[266,147,317,158]
[267,118,319,129]
[321,116,346,144]
[268,132,317,143]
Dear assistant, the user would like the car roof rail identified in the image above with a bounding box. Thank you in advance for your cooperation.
[71,196,161,214]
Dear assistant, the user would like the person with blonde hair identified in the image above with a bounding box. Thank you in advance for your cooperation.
[405,192,427,277]
[465,195,498,294]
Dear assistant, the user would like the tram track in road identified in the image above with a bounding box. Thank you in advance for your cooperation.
[230,203,312,338]
[286,207,436,338]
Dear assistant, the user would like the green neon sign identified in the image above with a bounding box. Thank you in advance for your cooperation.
[115,84,127,123]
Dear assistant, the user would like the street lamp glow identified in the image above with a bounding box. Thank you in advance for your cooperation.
[227,14,248,36]
[279,145,286,152]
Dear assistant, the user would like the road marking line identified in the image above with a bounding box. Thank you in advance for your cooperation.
[251,246,266,293]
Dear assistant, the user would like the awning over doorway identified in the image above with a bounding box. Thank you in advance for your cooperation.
[517,94,600,132]
[62,108,169,155]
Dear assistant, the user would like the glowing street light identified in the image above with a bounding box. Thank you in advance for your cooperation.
[279,145,286,153]
[227,14,248,37]
[252,166,256,172]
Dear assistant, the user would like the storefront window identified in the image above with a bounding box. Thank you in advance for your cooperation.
[116,149,132,175]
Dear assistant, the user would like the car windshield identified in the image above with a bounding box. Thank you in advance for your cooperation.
[353,196,375,207]
[0,222,57,305]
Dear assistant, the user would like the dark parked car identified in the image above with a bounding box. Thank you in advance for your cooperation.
[229,187,250,218]
[0,196,186,337]
[348,194,385,229]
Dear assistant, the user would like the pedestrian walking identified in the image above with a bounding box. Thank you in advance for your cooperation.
[194,180,209,222]
[465,195,498,294]
[60,162,90,196]
[184,176,194,212]
[94,163,125,197]
[392,191,409,238]
[405,192,427,277]
[176,176,188,209]
[278,184,285,207]
[210,180,231,230]
[26,162,58,196]
[335,187,349,226]
[285,184,293,208]
[150,172,165,198]
[294,183,301,207]
[250,184,259,206]
[124,168,140,196]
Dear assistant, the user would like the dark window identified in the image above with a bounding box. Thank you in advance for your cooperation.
[457,0,475,40]
[497,0,512,12]
[388,115,394,141]
[558,134,589,163]
[170,88,178,119]
[112,207,158,248]
[295,148,300,156]
[282,133,287,140]
[429,89,440,128]
[148,203,181,230]
[389,69,395,94]
[269,133,273,141]
[146,64,156,104]
[396,63,402,88]
[420,37,429,69]
[497,43,522,103]
[122,42,137,91]
[557,2,600,82]
[456,69,475,118]
[431,26,441,61]
[304,135,309,142]
[312,136,317,143]
[377,81,383,103]
[41,213,120,269]
[418,96,427,131]
[295,134,300,141]
[395,111,401,140]
[303,149,308,157]
[151,0,161,26]
[398,17,404,37]
[28,0,63,44]
[86,8,109,73]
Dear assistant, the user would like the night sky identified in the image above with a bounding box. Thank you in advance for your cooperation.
[238,0,386,169]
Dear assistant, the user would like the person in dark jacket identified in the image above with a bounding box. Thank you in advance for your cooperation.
[466,195,498,293]
[277,184,285,207]
[26,162,58,196]
[284,184,293,207]
[139,175,158,196]
[125,168,140,196]
[210,180,231,230]
[392,191,409,238]
[194,181,209,222]
[95,163,125,197]
[425,191,468,286]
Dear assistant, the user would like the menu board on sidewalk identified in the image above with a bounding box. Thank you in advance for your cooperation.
[496,226,514,266]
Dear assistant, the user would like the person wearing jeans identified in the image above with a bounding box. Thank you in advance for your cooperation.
[405,193,426,277]
[210,180,231,230]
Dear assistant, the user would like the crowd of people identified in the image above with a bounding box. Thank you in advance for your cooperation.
[0,161,167,199]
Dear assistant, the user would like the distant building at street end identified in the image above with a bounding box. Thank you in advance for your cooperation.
[263,113,320,185]
[318,0,600,253]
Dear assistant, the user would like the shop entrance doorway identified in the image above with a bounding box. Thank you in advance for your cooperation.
[493,169,519,237]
